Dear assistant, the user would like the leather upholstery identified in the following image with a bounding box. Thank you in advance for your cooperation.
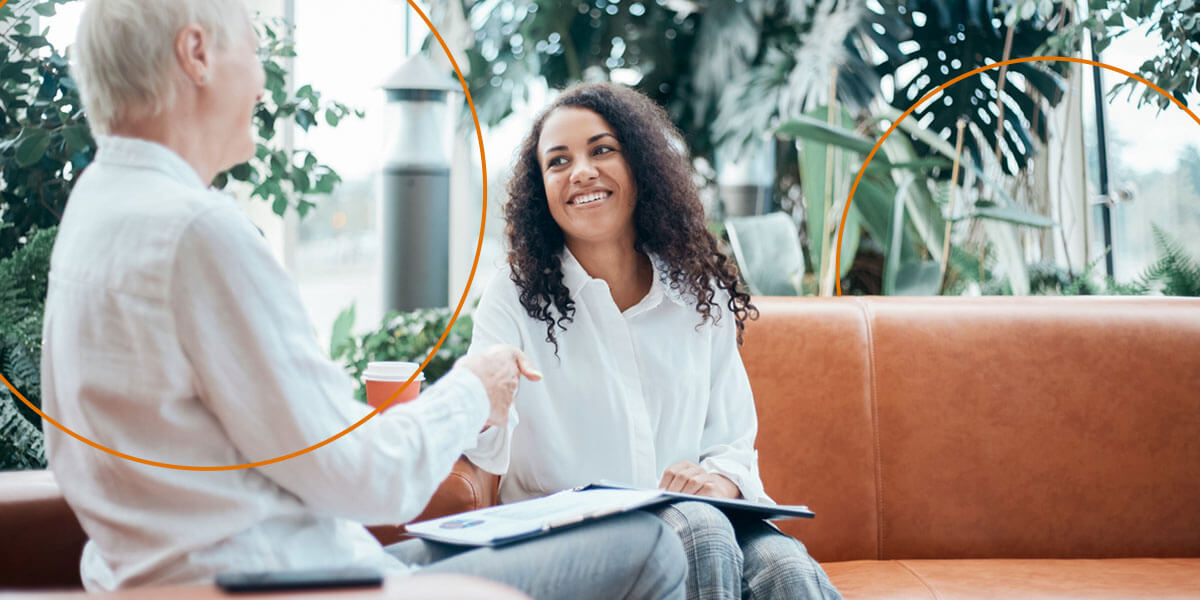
[370,457,498,546]
[0,470,86,589]
[742,297,1200,565]
[825,558,1200,599]
[865,297,1200,560]
[741,298,880,562]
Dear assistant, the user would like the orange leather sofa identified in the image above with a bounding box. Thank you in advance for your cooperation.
[5,296,1199,598]
[745,297,1200,598]
[447,296,1200,598]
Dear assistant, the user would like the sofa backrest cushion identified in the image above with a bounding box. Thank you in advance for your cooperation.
[743,297,1200,562]
[739,298,880,563]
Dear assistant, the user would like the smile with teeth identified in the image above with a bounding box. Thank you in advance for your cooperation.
[570,191,611,205]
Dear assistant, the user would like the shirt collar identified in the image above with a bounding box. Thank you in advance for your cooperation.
[559,247,691,311]
[94,135,207,190]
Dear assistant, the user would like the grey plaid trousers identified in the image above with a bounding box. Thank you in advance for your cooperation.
[648,501,842,600]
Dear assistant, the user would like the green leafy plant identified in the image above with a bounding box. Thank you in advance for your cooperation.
[459,0,1071,296]
[213,16,362,218]
[0,225,54,411]
[1085,226,1200,296]
[1,387,45,469]
[457,0,883,164]
[868,0,1070,176]
[329,305,475,404]
[0,1,358,261]
[0,0,85,261]
[776,102,1056,296]
[458,0,709,153]
[0,225,55,469]
[1137,226,1200,296]
[956,226,1200,296]
[1042,0,1200,111]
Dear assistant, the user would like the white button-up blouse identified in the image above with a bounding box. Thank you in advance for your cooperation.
[41,136,488,590]
[465,250,771,505]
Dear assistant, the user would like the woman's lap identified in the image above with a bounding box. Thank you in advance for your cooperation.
[387,510,686,600]
[649,500,842,600]
[648,501,743,600]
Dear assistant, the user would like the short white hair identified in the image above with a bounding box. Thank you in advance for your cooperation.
[74,0,251,134]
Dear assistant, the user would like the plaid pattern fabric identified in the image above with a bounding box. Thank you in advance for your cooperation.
[650,501,842,600]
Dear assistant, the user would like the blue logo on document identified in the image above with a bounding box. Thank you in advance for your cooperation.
[439,518,485,529]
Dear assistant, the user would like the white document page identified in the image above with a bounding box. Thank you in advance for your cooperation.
[405,488,666,546]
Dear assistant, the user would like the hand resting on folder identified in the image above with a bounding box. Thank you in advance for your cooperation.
[659,460,742,499]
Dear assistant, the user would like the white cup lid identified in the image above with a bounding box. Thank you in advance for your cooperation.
[363,361,426,382]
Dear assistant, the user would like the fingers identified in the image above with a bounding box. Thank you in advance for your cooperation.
[660,461,707,494]
[678,475,706,496]
[660,470,681,492]
[513,349,543,381]
[480,345,541,382]
[657,462,736,497]
[659,464,686,492]
[658,461,684,490]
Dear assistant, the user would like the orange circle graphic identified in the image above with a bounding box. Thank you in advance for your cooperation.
[0,0,488,471]
[833,56,1200,296]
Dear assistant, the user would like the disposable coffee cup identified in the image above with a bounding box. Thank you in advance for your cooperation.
[363,361,426,411]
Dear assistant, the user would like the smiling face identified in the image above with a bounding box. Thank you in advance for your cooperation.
[537,107,638,250]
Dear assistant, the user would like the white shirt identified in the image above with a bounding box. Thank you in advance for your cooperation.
[41,136,488,591]
[464,250,771,505]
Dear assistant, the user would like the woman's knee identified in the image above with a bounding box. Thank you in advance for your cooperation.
[742,534,840,600]
[623,512,688,594]
[658,501,739,553]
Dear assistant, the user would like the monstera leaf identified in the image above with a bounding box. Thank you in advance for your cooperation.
[867,0,1070,176]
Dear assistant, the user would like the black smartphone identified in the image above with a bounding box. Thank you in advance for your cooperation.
[215,566,384,593]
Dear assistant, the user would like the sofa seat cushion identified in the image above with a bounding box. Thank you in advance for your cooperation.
[825,558,1200,599]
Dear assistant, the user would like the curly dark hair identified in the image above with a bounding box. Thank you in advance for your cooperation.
[504,82,757,352]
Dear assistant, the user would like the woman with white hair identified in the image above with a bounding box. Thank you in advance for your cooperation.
[41,0,686,596]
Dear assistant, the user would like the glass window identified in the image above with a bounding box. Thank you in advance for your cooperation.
[1085,21,1200,284]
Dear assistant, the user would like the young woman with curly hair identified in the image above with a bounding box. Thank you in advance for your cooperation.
[464,83,841,600]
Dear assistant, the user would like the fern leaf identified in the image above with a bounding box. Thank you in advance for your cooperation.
[0,387,47,470]
[1140,225,1200,297]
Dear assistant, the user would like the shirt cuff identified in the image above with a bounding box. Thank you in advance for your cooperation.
[701,454,774,505]
[464,404,518,475]
[418,366,489,449]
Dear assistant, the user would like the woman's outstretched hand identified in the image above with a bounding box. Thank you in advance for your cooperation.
[658,461,741,499]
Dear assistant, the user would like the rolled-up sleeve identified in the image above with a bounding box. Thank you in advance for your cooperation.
[461,272,524,475]
[699,304,773,505]
[169,203,488,525]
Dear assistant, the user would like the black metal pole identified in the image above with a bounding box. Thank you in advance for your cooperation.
[1090,36,1115,278]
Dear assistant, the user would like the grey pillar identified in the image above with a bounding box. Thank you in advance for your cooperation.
[380,53,459,313]
[381,165,450,311]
